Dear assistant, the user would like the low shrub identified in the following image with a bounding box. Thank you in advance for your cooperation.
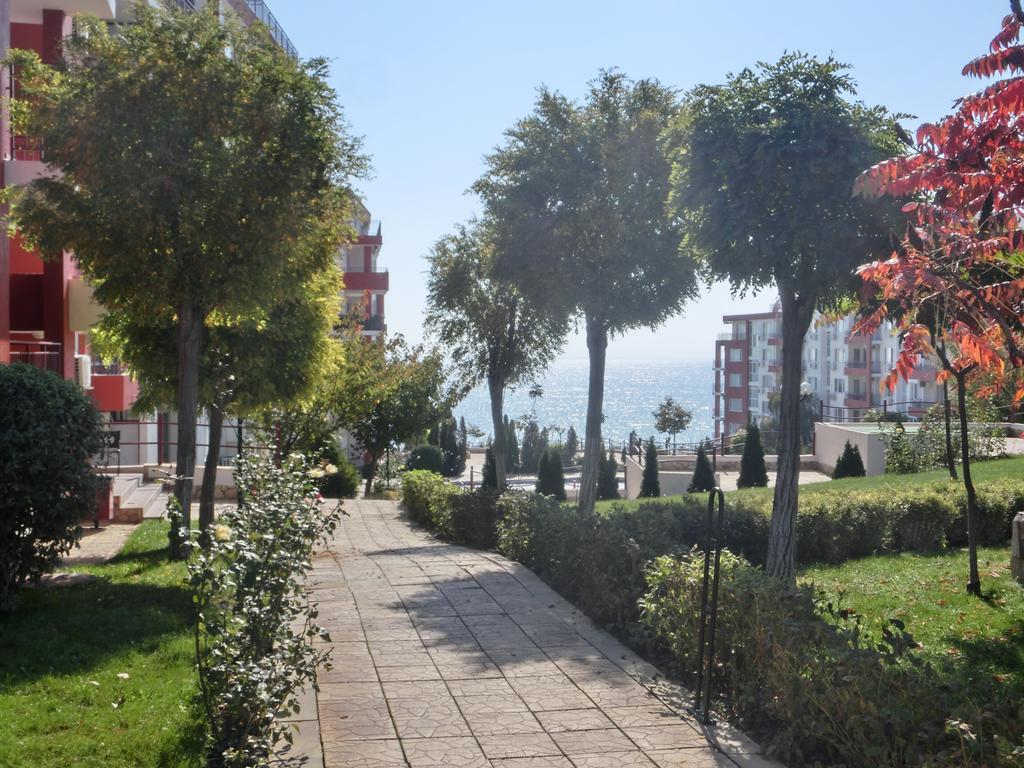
[640,551,1023,767]
[179,453,340,767]
[451,488,501,549]
[400,469,462,539]
[317,447,361,498]
[0,363,104,611]
[407,445,444,474]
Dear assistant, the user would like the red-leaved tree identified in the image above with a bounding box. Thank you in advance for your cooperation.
[854,1,1024,595]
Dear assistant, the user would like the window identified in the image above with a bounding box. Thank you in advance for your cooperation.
[728,398,743,413]
[833,378,845,394]
[728,348,743,362]
[728,373,742,387]
[762,375,773,389]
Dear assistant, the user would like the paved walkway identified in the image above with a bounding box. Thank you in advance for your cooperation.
[279,499,779,768]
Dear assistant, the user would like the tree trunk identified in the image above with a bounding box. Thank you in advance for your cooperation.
[943,378,958,481]
[578,314,608,515]
[171,298,203,560]
[199,404,224,535]
[956,372,982,596]
[364,455,378,496]
[766,289,815,584]
[488,371,507,489]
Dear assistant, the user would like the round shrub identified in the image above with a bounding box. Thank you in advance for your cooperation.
[0,363,104,610]
[407,445,444,474]
[322,460,361,498]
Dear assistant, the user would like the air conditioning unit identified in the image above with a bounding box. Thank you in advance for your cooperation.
[74,354,93,390]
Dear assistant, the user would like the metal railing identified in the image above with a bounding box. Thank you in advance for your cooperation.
[10,341,61,374]
[245,0,298,59]
[820,399,941,423]
[167,0,197,10]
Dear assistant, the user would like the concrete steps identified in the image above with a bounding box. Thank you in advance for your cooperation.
[111,475,169,523]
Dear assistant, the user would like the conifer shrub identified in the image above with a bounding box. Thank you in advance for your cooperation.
[536,445,567,501]
[832,440,867,479]
[688,445,717,493]
[482,445,498,489]
[564,426,579,466]
[737,421,768,488]
[640,438,660,497]
[597,445,620,500]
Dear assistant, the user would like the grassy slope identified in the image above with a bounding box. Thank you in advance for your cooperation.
[599,455,1024,513]
[803,547,1024,689]
[0,521,203,768]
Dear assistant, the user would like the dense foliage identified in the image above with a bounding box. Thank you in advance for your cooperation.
[178,454,340,767]
[653,397,692,445]
[0,364,104,611]
[832,441,867,479]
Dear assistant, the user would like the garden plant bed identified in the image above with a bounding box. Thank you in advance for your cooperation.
[0,521,203,768]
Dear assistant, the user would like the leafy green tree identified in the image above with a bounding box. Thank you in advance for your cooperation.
[737,422,769,489]
[640,438,661,498]
[425,220,563,489]
[564,426,580,467]
[688,445,716,493]
[653,397,692,449]
[5,6,366,557]
[475,71,697,514]
[93,266,342,532]
[408,445,444,474]
[335,337,451,495]
[832,441,866,479]
[666,54,903,580]
[597,445,621,501]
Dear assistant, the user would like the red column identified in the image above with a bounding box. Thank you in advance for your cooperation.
[42,252,73,378]
[41,10,67,65]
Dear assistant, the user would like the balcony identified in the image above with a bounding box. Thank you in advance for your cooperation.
[344,270,389,292]
[90,374,139,413]
[245,1,298,58]
[845,394,870,409]
[360,314,386,333]
[844,360,869,376]
[10,0,117,18]
[10,340,61,375]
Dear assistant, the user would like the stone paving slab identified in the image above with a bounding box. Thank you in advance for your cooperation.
[280,498,783,768]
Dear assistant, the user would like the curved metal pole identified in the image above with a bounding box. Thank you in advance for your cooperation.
[692,487,725,725]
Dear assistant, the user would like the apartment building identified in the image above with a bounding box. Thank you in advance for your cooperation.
[0,0,296,466]
[339,202,389,339]
[713,301,940,439]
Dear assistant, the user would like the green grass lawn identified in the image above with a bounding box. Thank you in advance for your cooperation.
[802,547,1024,688]
[0,521,204,768]
[600,455,1024,513]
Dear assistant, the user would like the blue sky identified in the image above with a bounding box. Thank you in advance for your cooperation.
[270,0,1003,362]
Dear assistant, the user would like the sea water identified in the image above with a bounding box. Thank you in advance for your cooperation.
[453,357,713,447]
